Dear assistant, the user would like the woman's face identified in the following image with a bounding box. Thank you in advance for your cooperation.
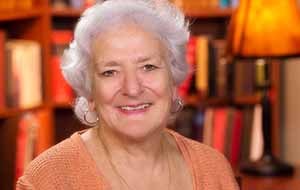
[90,23,175,140]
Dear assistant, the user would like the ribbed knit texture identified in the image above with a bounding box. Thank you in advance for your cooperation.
[17,130,239,190]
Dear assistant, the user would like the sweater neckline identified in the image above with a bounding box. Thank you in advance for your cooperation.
[70,129,196,190]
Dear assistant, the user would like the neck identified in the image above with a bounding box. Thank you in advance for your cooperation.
[95,126,167,168]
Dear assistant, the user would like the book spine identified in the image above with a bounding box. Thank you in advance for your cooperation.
[0,30,5,110]
[51,30,74,104]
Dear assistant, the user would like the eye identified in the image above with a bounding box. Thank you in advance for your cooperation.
[143,64,158,72]
[101,70,117,77]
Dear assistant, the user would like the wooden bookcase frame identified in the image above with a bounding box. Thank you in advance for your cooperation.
[0,1,281,189]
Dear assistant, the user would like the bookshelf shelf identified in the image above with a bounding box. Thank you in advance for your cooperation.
[202,95,261,106]
[234,95,261,105]
[51,8,83,17]
[0,105,46,119]
[185,7,233,18]
[204,97,231,106]
[52,102,73,109]
[0,8,43,21]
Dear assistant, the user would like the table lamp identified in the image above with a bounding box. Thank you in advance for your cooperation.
[226,0,300,176]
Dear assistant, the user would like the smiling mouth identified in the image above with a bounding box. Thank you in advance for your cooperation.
[118,103,152,112]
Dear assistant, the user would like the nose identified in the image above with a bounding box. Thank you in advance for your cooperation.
[122,71,144,97]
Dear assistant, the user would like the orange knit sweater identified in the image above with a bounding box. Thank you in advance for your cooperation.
[17,130,239,190]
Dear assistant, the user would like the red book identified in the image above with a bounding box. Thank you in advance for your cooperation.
[51,56,73,104]
[178,36,196,99]
[84,0,96,8]
[15,113,38,182]
[230,110,243,167]
[212,108,228,153]
[35,109,54,155]
[51,30,74,104]
[0,30,6,109]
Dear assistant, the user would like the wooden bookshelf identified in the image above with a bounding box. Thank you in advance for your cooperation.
[51,7,84,17]
[185,7,233,18]
[52,102,74,109]
[201,95,261,106]
[234,95,261,105]
[0,8,44,21]
[0,1,285,190]
[0,105,45,119]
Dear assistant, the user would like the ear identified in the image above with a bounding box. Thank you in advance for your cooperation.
[88,99,96,111]
[171,84,178,101]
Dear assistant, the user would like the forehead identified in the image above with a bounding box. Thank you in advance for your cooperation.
[91,22,169,65]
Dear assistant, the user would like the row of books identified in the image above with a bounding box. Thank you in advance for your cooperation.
[0,29,75,110]
[0,0,33,10]
[52,0,238,10]
[0,30,43,110]
[52,0,102,9]
[171,0,239,10]
[173,104,264,168]
[178,35,266,100]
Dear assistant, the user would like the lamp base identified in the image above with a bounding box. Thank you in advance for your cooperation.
[240,154,294,176]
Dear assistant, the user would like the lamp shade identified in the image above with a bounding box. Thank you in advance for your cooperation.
[227,0,300,57]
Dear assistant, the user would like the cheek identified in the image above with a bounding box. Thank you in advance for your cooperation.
[142,72,173,98]
[93,78,121,103]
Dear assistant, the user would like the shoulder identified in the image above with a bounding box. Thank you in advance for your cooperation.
[169,130,239,189]
[17,133,93,189]
[25,133,82,174]
[169,129,225,162]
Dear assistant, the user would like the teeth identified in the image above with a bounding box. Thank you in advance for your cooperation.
[120,103,150,111]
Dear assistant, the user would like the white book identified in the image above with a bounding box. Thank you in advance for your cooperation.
[6,40,42,109]
[249,104,263,161]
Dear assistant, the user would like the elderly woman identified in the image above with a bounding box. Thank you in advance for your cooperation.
[17,0,239,189]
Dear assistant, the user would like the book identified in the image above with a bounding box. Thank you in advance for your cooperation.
[249,104,263,161]
[5,40,42,109]
[0,30,6,110]
[240,107,254,163]
[203,108,214,145]
[195,36,209,98]
[220,0,230,7]
[230,109,243,167]
[70,0,85,8]
[173,104,198,139]
[212,108,228,153]
[281,58,300,165]
[212,39,230,98]
[84,0,97,8]
[15,0,33,9]
[35,109,54,155]
[15,112,39,182]
[51,30,74,104]
[224,108,234,159]
[52,0,69,8]
[178,36,196,99]
[0,0,15,10]
[193,108,205,141]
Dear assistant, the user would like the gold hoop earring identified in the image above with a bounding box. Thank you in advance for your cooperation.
[171,98,184,114]
[83,110,99,126]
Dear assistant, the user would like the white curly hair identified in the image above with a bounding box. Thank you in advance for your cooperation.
[61,0,190,126]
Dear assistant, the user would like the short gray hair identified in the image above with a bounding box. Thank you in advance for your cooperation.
[61,0,190,125]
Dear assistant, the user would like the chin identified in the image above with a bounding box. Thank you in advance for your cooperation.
[113,122,165,142]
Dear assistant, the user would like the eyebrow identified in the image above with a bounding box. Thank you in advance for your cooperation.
[102,61,120,67]
[136,56,152,63]
[96,54,160,67]
[94,59,120,68]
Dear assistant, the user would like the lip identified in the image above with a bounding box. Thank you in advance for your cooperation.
[116,103,152,115]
